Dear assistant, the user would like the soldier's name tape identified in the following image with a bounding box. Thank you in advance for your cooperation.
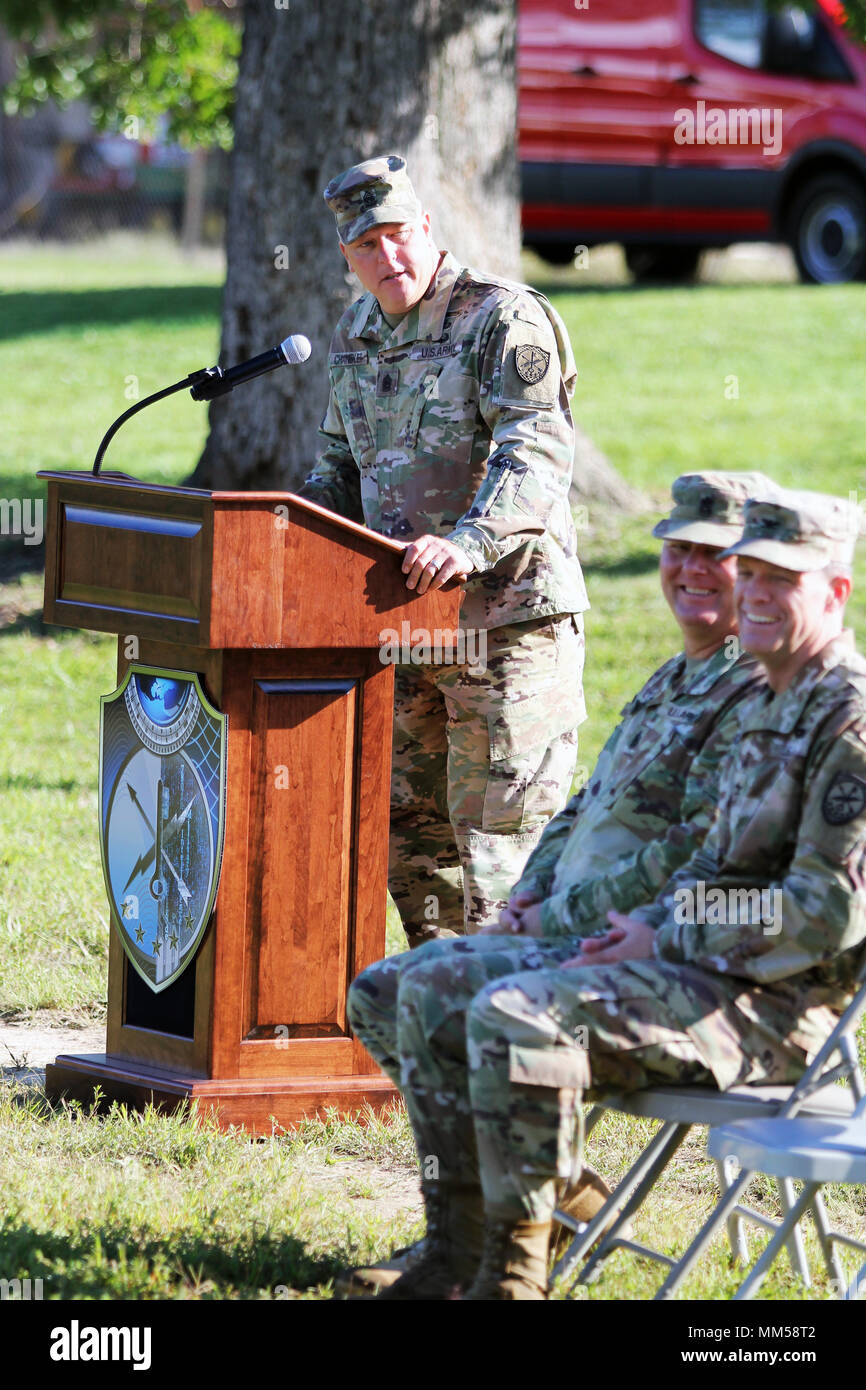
[330,338,554,369]
[330,340,463,367]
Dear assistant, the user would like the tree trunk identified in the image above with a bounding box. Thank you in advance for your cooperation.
[181,146,207,253]
[190,0,520,491]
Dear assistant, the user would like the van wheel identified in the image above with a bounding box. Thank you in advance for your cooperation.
[788,174,866,284]
[625,245,703,283]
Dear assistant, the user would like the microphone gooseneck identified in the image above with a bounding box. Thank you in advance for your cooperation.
[91,334,312,476]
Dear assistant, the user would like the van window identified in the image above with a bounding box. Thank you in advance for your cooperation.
[695,0,766,69]
[695,1,853,80]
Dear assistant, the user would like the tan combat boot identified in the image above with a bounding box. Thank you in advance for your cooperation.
[551,1165,625,1261]
[368,1180,485,1300]
[333,1239,426,1298]
[462,1215,552,1301]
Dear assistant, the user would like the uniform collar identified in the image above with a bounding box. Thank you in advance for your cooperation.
[749,630,858,733]
[628,652,687,710]
[681,643,752,697]
[347,250,462,349]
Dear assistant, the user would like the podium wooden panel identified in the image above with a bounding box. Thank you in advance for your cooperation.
[38,471,461,1133]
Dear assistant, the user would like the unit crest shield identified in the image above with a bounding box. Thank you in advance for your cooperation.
[99,666,227,992]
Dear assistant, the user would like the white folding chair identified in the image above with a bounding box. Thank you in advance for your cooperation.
[552,971,866,1299]
[705,1099,866,1299]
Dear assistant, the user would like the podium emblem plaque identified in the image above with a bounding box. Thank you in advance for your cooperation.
[99,665,227,993]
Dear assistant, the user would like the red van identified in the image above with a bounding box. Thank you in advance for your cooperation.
[519,0,866,281]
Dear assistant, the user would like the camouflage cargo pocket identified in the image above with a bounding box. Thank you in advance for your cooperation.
[482,687,581,834]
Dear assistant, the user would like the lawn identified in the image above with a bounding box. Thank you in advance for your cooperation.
[0,237,864,1301]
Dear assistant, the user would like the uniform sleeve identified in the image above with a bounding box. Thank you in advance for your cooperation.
[510,786,588,900]
[651,723,866,981]
[297,384,364,524]
[538,691,748,936]
[444,297,576,573]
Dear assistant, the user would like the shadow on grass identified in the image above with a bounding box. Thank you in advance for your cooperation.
[0,544,44,585]
[0,1215,340,1299]
[0,608,49,638]
[583,548,659,579]
[0,286,222,342]
[0,592,99,643]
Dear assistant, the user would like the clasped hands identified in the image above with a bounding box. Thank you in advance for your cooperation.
[481,890,655,966]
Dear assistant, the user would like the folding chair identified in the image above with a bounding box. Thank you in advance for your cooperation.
[704,1099,866,1299]
[652,972,866,1300]
[552,971,866,1299]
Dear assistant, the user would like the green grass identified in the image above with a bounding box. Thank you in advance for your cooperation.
[1,237,865,1300]
[557,281,866,502]
[0,234,223,503]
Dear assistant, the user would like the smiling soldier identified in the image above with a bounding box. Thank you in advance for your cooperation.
[348,486,866,1300]
[300,154,588,947]
[342,470,773,1296]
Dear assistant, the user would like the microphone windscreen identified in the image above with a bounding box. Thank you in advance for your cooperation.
[280,334,312,365]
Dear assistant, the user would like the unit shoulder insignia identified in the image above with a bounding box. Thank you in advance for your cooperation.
[514,344,550,384]
[823,770,866,826]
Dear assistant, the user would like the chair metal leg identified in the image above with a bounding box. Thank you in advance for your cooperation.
[576,1121,691,1287]
[552,1120,688,1288]
[655,1167,756,1299]
[845,1258,866,1301]
[810,1189,846,1290]
[734,1182,820,1301]
[778,1177,811,1287]
[715,1156,749,1264]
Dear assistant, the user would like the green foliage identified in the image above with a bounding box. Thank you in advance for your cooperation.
[766,0,866,41]
[821,0,866,42]
[0,0,240,149]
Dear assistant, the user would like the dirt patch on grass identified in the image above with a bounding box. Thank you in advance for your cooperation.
[296,1155,422,1224]
[0,1019,105,1084]
[0,1019,423,1234]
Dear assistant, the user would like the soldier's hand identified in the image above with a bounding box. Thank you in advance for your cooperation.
[402,535,474,594]
[482,889,543,936]
[563,913,655,966]
[511,901,544,936]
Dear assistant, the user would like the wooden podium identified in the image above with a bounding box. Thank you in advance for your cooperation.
[38,471,460,1133]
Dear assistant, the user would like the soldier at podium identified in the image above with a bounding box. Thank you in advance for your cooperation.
[300,154,589,946]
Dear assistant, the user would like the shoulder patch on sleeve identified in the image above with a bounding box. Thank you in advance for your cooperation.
[515,344,551,384]
[823,770,866,825]
[495,321,560,411]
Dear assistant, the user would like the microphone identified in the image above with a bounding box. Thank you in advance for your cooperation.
[189,334,312,401]
[91,333,313,475]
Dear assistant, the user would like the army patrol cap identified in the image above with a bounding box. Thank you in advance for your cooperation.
[323,154,423,246]
[721,489,862,571]
[653,471,777,547]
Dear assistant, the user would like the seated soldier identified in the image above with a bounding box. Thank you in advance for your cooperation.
[360,486,866,1300]
[344,469,774,1295]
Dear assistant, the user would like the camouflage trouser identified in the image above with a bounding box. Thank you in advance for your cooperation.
[347,935,815,1221]
[389,613,585,945]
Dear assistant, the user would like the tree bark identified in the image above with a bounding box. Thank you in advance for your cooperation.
[190,0,520,491]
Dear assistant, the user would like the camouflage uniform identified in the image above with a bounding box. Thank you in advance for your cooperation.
[301,156,588,941]
[354,492,866,1225]
[516,642,764,935]
[349,643,764,1079]
[349,471,768,1081]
